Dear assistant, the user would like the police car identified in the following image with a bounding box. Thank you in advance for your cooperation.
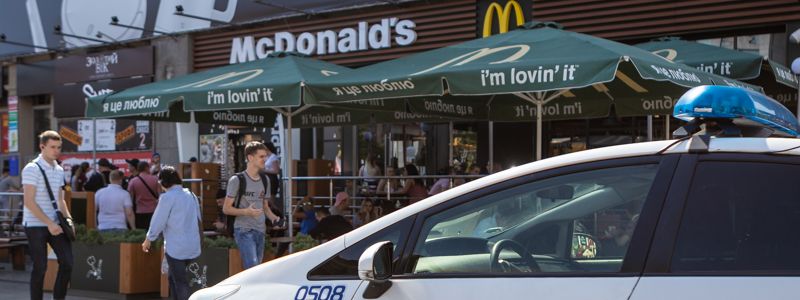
[191,86,800,300]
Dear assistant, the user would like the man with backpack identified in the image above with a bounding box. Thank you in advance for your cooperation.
[223,141,284,270]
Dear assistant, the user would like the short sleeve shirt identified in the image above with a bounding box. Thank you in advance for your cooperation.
[21,155,65,227]
[226,174,268,233]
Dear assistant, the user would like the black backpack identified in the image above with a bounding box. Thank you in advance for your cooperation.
[225,172,269,236]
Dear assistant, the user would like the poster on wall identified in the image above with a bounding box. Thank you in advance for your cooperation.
[199,134,224,164]
[8,96,18,153]
[77,119,116,151]
[59,119,152,153]
[1,113,7,153]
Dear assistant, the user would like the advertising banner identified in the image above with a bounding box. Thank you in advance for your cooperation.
[60,151,153,176]
[8,96,18,153]
[58,119,152,153]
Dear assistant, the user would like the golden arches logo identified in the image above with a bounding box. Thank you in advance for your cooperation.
[483,0,525,38]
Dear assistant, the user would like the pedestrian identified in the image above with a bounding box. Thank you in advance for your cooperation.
[95,170,135,233]
[70,162,88,192]
[262,142,281,214]
[121,158,140,190]
[0,165,21,216]
[128,161,160,229]
[223,141,283,270]
[22,130,74,300]
[84,158,115,192]
[142,166,201,300]
[150,152,162,176]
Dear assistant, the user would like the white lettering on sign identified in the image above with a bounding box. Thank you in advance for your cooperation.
[85,52,119,74]
[229,18,417,64]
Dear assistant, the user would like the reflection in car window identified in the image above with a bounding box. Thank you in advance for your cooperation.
[672,161,800,272]
[410,164,658,275]
[309,217,413,278]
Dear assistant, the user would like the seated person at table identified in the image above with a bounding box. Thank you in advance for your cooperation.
[376,167,402,193]
[397,164,428,205]
[293,196,318,235]
[353,198,381,227]
[310,207,353,242]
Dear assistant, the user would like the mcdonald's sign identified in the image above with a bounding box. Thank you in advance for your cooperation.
[480,0,528,38]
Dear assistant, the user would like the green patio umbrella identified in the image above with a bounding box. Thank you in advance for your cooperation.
[636,37,799,113]
[84,52,408,250]
[305,22,761,160]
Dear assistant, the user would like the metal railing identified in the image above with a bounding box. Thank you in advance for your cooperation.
[0,192,25,238]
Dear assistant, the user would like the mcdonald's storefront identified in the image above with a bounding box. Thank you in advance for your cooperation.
[189,0,799,177]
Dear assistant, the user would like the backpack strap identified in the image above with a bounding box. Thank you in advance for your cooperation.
[235,172,246,209]
[258,173,269,197]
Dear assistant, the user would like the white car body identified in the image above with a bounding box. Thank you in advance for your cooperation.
[191,137,800,300]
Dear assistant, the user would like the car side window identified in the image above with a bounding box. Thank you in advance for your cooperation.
[309,217,413,278]
[671,161,800,273]
[409,164,659,275]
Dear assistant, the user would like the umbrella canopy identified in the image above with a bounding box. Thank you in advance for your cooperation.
[86,52,355,119]
[305,22,761,159]
[636,37,798,110]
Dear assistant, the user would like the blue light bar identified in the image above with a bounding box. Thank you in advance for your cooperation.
[673,86,800,137]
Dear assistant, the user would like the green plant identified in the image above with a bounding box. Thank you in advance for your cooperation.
[74,226,161,248]
[204,236,238,249]
[292,234,319,252]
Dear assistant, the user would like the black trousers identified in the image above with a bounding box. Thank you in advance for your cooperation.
[25,226,73,300]
[166,253,193,300]
[135,213,153,229]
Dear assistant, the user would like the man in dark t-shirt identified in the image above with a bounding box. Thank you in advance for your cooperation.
[309,207,353,242]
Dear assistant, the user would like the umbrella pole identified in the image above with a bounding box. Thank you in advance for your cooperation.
[647,115,653,141]
[92,118,97,171]
[285,108,294,253]
[536,101,543,161]
[489,121,494,172]
[448,122,453,167]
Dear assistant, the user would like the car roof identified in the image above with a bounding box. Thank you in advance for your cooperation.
[341,137,800,247]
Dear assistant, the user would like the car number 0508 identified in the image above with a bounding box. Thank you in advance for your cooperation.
[294,285,346,300]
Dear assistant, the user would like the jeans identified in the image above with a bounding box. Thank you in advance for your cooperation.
[25,226,73,300]
[165,253,192,300]
[233,228,264,269]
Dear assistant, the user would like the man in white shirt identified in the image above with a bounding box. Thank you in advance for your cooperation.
[95,170,135,233]
[22,130,74,300]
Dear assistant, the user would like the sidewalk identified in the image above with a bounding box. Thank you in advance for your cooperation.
[0,262,161,300]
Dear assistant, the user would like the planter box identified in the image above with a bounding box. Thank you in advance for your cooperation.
[70,242,160,294]
[160,248,275,298]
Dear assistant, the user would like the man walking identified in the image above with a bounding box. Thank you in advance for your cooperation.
[223,141,282,269]
[95,170,135,233]
[22,131,73,300]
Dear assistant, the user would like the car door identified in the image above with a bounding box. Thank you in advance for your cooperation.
[351,155,679,300]
[631,153,800,300]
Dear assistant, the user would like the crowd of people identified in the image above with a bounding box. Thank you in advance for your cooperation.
[19,129,494,300]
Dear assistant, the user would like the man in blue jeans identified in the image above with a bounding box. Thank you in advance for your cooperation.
[223,141,281,269]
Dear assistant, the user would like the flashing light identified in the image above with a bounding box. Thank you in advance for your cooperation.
[673,86,800,137]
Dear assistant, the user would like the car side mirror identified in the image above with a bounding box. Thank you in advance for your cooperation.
[358,241,394,299]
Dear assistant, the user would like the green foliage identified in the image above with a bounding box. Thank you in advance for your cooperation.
[74,225,161,248]
[292,234,319,252]
[204,236,238,249]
